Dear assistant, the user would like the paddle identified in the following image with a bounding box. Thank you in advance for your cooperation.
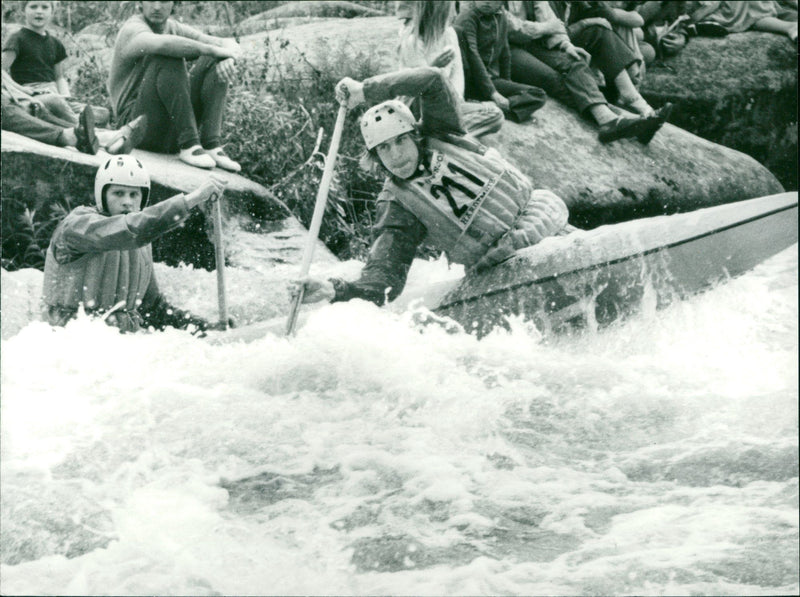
[212,191,228,330]
[285,103,348,335]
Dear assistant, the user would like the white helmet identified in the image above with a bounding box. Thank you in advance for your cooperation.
[360,100,417,150]
[94,155,151,212]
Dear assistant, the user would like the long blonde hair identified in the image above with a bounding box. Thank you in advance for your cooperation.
[411,1,456,49]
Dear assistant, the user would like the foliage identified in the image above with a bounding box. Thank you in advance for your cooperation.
[225,34,389,259]
[1,195,75,271]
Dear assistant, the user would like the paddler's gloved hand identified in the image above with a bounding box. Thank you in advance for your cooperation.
[335,77,365,109]
[291,277,335,304]
[185,175,227,211]
[187,315,236,337]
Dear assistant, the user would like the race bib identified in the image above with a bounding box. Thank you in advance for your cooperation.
[412,150,502,231]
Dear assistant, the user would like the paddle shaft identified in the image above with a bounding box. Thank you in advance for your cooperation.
[212,193,228,329]
[285,104,348,335]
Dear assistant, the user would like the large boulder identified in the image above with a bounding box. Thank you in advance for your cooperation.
[641,31,797,191]
[0,132,337,272]
[250,17,783,229]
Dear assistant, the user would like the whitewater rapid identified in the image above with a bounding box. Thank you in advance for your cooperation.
[0,246,797,595]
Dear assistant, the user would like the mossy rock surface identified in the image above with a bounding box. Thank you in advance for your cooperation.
[1,132,335,272]
[641,31,797,190]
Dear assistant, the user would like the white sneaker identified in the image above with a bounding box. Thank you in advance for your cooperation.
[206,147,241,172]
[179,145,215,169]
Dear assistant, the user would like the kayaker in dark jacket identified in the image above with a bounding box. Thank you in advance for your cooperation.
[295,66,571,307]
[43,154,229,333]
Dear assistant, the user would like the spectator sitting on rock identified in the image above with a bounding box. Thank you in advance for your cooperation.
[108,0,243,171]
[688,0,797,42]
[2,70,146,155]
[550,0,668,118]
[398,0,504,138]
[1,0,111,127]
[454,0,547,123]
[504,1,669,143]
[568,1,651,85]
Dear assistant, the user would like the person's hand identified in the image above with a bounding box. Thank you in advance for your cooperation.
[431,46,455,68]
[490,91,510,112]
[185,174,228,210]
[290,277,335,304]
[214,39,241,62]
[215,57,237,85]
[564,44,591,63]
[206,317,237,331]
[580,17,613,30]
[335,77,365,109]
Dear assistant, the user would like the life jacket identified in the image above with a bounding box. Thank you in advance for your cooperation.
[42,243,153,326]
[385,133,565,266]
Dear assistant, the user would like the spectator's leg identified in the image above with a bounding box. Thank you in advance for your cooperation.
[132,55,200,153]
[573,25,653,115]
[491,77,544,99]
[752,16,797,40]
[1,102,69,146]
[189,55,228,150]
[509,46,573,106]
[529,44,608,117]
[34,93,79,126]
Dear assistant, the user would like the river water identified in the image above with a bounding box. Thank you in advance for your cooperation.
[0,245,797,596]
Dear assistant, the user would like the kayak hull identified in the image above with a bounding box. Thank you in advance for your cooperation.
[431,193,798,337]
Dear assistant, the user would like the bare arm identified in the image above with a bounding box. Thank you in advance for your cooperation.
[123,31,235,61]
[1,49,16,74]
[53,61,70,96]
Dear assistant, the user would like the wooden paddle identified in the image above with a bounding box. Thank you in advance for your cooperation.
[285,104,348,335]
[212,191,228,329]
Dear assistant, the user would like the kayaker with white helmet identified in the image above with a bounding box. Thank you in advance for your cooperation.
[42,154,229,333]
[296,66,572,306]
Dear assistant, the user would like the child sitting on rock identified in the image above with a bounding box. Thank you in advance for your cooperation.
[43,155,230,333]
[454,0,547,122]
[1,0,111,126]
[397,0,504,138]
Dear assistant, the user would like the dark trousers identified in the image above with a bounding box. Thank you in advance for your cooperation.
[510,44,607,115]
[128,55,229,153]
[464,73,545,104]
[571,25,638,85]
[1,100,71,146]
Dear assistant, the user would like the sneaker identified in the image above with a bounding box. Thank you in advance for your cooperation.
[597,115,653,144]
[179,145,215,169]
[206,146,241,172]
[637,102,674,144]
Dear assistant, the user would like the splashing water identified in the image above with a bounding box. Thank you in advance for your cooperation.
[1,247,797,596]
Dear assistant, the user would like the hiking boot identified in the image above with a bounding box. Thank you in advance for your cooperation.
[179,145,215,169]
[637,102,674,144]
[206,146,241,172]
[75,105,99,154]
[597,114,653,144]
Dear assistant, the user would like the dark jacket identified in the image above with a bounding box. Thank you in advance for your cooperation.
[453,5,512,100]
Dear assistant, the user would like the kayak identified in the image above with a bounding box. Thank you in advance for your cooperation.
[421,192,798,337]
[210,192,797,343]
